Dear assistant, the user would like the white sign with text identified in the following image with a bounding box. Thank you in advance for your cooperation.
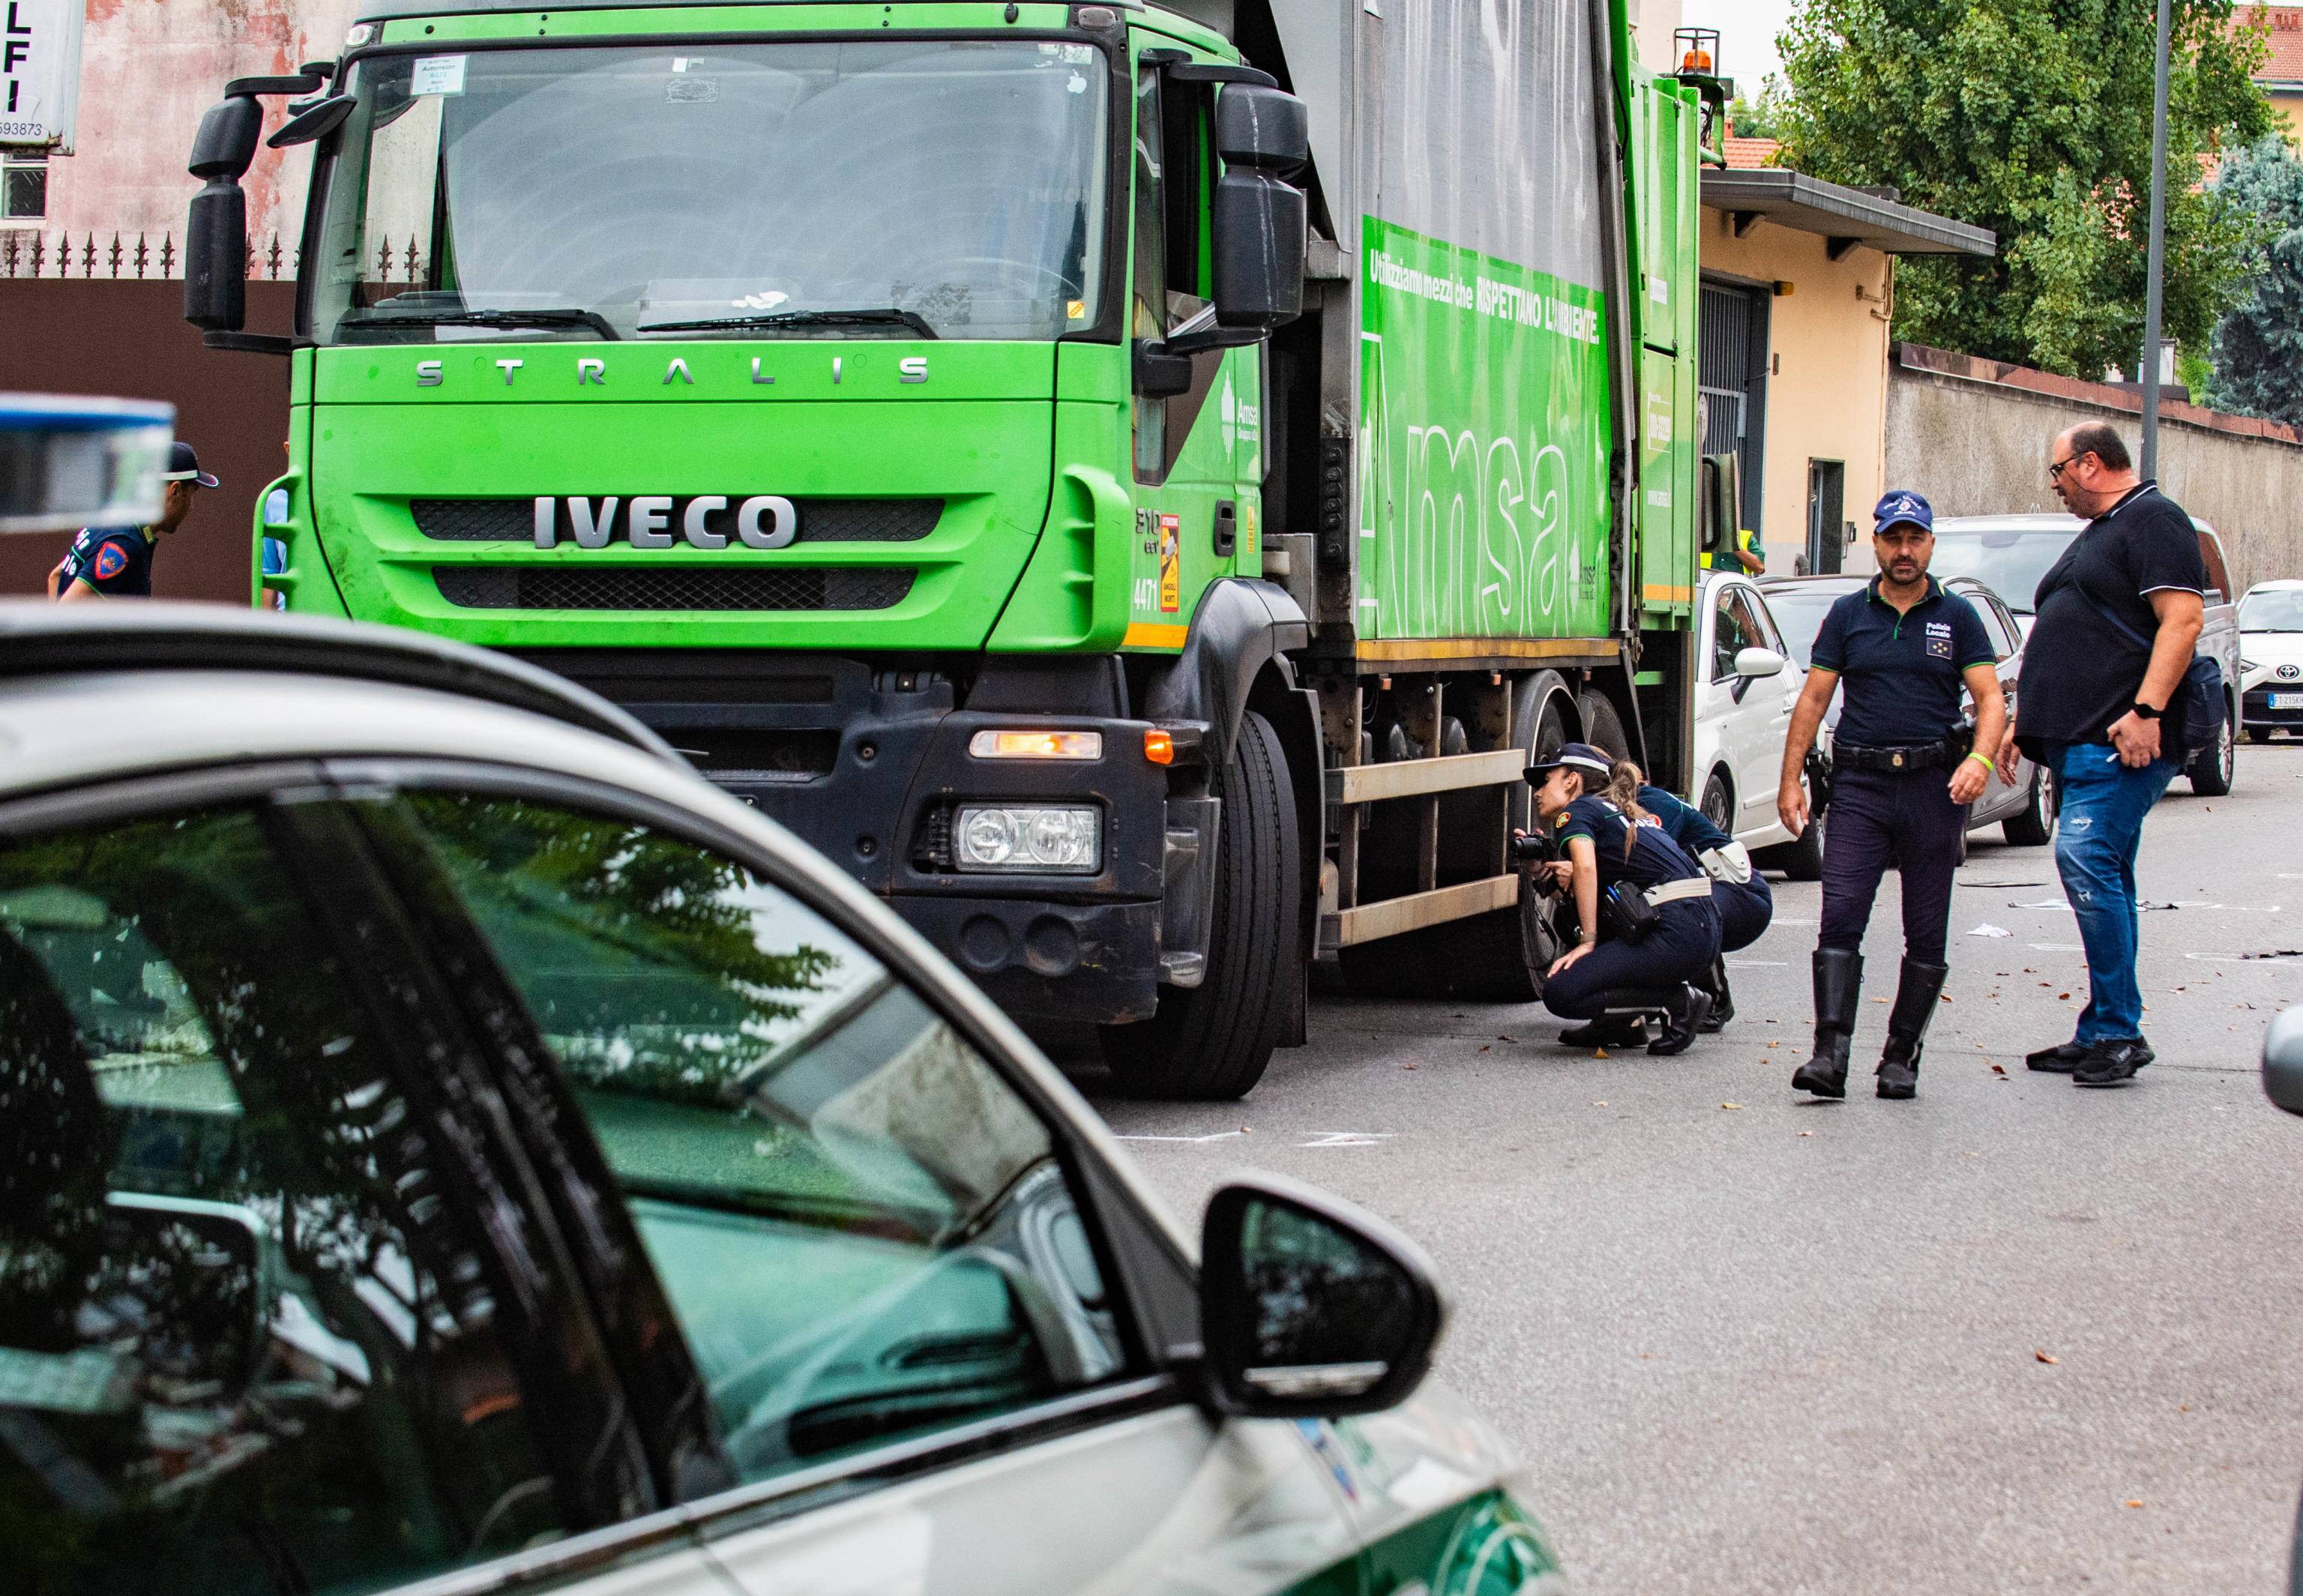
[1,0,82,151]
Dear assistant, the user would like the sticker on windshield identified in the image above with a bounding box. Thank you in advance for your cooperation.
[1038,42,1097,62]
[410,55,466,96]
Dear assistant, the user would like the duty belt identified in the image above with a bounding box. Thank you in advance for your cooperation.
[1834,736,1964,772]
[1643,878,1715,907]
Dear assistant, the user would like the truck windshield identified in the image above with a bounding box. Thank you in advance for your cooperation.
[311,40,1110,345]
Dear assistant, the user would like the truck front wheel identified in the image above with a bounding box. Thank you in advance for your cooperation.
[1100,709,1301,1100]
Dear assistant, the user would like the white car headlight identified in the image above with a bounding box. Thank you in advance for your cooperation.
[954,805,1101,873]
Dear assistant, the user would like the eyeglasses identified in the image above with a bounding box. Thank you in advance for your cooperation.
[2048,451,2092,483]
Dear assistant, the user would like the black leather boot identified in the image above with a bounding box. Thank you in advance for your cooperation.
[1792,948,1863,1097]
[1697,957,1732,1032]
[1876,958,1949,1100]
[1648,984,1713,1056]
[1558,1014,1649,1048]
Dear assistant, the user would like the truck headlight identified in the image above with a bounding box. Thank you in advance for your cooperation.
[954,805,1101,873]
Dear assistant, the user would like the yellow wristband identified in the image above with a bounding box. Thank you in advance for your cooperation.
[1963,752,1996,771]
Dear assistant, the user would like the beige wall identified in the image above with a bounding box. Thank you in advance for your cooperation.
[1886,367,2303,599]
[1631,0,1686,73]
[1699,208,1895,575]
[2269,89,2303,145]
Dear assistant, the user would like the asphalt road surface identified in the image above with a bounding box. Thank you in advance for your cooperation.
[1074,742,2303,1595]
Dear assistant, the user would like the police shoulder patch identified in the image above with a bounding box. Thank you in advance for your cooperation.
[91,542,128,581]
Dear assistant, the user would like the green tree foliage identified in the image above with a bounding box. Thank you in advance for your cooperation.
[2206,133,2303,424]
[1728,78,1789,140]
[1774,0,2273,376]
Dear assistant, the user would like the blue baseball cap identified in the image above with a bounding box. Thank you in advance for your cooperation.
[1526,741,1615,783]
[161,440,219,490]
[1873,490,1932,534]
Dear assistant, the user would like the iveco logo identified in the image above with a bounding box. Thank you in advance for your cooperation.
[532,495,796,550]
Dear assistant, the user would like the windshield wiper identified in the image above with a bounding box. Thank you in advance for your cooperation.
[637,307,938,339]
[343,307,620,340]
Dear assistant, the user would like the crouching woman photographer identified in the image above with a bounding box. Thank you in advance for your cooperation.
[1519,744,1724,1055]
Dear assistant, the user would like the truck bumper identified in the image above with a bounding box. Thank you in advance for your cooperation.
[522,651,1173,1024]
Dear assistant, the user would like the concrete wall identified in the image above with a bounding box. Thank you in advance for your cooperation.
[1885,345,2303,599]
[1699,208,1895,574]
[23,0,356,249]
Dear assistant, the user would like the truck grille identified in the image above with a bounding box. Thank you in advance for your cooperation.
[412,498,940,543]
[434,567,915,612]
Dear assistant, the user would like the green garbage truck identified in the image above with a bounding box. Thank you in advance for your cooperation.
[184,0,1715,1097]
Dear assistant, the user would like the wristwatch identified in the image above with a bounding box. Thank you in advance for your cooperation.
[2131,702,2161,721]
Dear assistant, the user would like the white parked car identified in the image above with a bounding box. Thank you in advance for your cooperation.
[1692,569,1807,856]
[2240,578,2303,742]
[0,603,1565,1596]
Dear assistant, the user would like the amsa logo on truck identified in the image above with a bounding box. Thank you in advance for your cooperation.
[530,495,797,550]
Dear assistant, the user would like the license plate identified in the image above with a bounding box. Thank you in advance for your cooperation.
[2273,692,2303,709]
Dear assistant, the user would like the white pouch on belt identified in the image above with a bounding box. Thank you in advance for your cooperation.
[1697,842,1752,885]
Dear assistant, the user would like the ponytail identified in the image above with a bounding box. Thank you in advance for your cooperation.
[1605,759,1654,861]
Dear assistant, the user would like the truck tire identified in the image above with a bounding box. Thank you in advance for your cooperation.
[2189,698,2236,796]
[1101,710,1299,1100]
[1577,690,1630,762]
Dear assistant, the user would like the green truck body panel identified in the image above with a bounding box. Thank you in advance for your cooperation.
[1356,216,1613,641]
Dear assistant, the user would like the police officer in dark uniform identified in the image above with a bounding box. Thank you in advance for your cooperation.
[1776,492,2008,1100]
[1553,766,1773,1045]
[47,441,215,601]
[1523,744,1723,1056]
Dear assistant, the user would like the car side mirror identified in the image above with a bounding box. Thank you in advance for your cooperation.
[2262,1006,2303,1116]
[1199,1175,1445,1418]
[1735,646,1786,679]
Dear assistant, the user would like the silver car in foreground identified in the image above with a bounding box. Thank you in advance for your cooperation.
[0,605,1559,1596]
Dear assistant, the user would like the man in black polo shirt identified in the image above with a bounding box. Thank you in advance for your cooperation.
[1993,422,2206,1088]
[46,441,217,601]
[1775,491,2008,1100]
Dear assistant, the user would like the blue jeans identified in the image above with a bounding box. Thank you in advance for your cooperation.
[2053,743,2176,1044]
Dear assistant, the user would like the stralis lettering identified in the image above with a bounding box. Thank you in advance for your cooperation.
[532,495,797,550]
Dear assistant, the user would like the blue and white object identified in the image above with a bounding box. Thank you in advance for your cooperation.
[0,394,173,534]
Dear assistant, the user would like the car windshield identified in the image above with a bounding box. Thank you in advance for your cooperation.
[1924,529,2077,613]
[1759,584,1861,668]
[2239,589,2303,632]
[312,40,1110,344]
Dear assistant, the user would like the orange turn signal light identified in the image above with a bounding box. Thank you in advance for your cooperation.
[1144,728,1175,765]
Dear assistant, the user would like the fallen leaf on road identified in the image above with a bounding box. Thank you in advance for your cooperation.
[1872,996,1889,1004]
[1798,1130,1813,1137]
[1478,1045,1491,1053]
[2035,1349,2059,1364]
[2058,993,2071,1000]
[1402,1062,1419,1070]
[1721,1102,1744,1111]
[1593,1048,1610,1059]
[1498,1035,1518,1044]
[1593,1100,1608,1106]
[2125,1499,2145,1509]
[1991,1064,2008,1076]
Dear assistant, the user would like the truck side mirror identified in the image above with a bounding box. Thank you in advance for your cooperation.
[185,95,262,334]
[1209,86,1308,335]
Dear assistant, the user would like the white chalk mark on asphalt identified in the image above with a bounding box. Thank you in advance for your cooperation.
[1727,960,1787,967]
[2030,942,2084,951]
[1969,924,2014,938]
[2016,900,2076,911]
[1301,1132,1394,1148]
[1116,1130,1248,1144]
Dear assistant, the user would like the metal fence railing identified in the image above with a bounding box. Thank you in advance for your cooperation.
[0,231,322,281]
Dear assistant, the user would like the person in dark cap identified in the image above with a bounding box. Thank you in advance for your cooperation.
[47,440,217,602]
[1519,743,1723,1056]
[1774,490,2008,1100]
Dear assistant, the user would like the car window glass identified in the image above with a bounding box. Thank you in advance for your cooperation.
[1744,591,1786,654]
[2195,529,2231,601]
[1712,589,1756,681]
[1967,592,2014,660]
[0,810,572,1596]
[391,794,1127,1487]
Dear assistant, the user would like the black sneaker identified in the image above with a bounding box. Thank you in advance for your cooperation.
[2026,1041,2090,1073]
[2072,1038,2154,1087]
